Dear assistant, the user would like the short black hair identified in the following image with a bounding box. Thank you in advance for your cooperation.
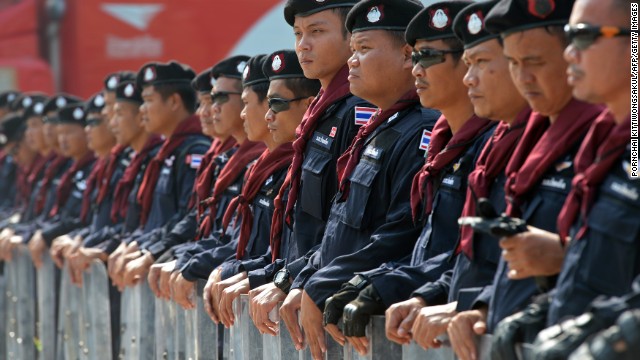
[544,25,569,47]
[282,77,321,98]
[387,30,409,48]
[153,82,197,113]
[442,37,464,64]
[248,82,270,103]
[331,7,351,39]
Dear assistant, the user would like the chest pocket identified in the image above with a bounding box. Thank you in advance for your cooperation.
[301,148,333,220]
[155,164,176,214]
[343,159,380,230]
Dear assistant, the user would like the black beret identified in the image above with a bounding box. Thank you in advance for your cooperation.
[346,0,423,33]
[192,68,216,93]
[57,103,87,127]
[243,55,269,87]
[0,91,20,108]
[262,50,306,81]
[12,93,49,113]
[485,0,574,36]
[0,114,26,143]
[405,1,472,46]
[210,55,250,80]
[84,93,106,115]
[453,1,500,49]
[23,95,49,119]
[43,94,82,117]
[104,71,136,92]
[136,61,196,89]
[284,0,358,26]
[115,81,143,104]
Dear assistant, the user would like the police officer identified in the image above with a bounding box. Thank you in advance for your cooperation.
[248,0,372,336]
[30,102,97,269]
[115,61,210,288]
[276,1,441,358]
[146,66,239,300]
[491,0,638,357]
[204,50,320,325]
[321,1,499,354]
[443,1,603,358]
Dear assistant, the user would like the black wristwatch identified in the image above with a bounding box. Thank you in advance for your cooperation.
[274,268,291,294]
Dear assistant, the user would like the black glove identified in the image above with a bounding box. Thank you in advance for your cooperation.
[342,285,385,337]
[491,295,551,360]
[569,309,640,360]
[533,294,640,360]
[323,275,369,327]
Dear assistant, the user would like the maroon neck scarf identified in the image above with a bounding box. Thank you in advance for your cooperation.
[505,99,603,217]
[410,114,494,221]
[557,110,631,242]
[95,145,128,206]
[80,157,109,222]
[190,137,238,210]
[34,155,69,215]
[137,115,203,226]
[197,140,266,239]
[16,154,46,208]
[111,135,163,223]
[336,90,420,201]
[457,108,531,258]
[270,66,352,253]
[219,143,294,260]
[49,152,96,217]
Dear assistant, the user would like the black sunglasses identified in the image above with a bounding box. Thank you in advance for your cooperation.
[564,23,635,50]
[267,96,307,113]
[411,48,463,69]
[210,91,242,105]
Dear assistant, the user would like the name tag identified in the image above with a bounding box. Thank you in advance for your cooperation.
[257,196,271,208]
[541,177,567,191]
[363,145,383,160]
[312,132,333,150]
[610,181,639,201]
[440,175,461,190]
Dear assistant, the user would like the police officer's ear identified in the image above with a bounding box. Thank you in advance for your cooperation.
[167,92,184,112]
[302,96,315,110]
[401,43,414,70]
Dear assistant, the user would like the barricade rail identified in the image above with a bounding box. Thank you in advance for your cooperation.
[2,244,535,360]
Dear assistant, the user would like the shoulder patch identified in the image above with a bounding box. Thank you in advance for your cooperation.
[186,154,203,169]
[419,129,432,152]
[355,106,377,126]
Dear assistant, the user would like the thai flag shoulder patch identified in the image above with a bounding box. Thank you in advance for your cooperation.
[354,106,377,126]
[187,154,203,169]
[419,129,432,152]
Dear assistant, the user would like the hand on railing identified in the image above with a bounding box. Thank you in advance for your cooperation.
[300,290,327,360]
[249,282,284,336]
[170,272,196,310]
[28,230,47,268]
[447,308,488,360]
[385,297,427,345]
[218,273,250,327]
[279,288,304,351]
[203,267,223,323]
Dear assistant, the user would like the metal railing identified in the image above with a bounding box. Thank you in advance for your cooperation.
[2,245,536,360]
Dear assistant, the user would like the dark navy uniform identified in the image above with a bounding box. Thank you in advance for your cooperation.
[362,123,495,307]
[548,145,640,325]
[40,158,96,246]
[0,154,17,214]
[245,95,367,288]
[145,145,238,260]
[486,144,580,330]
[181,165,288,281]
[134,134,210,245]
[295,105,440,307]
[80,148,133,247]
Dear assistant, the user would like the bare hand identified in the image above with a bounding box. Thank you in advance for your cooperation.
[300,290,326,360]
[280,289,304,351]
[249,282,285,336]
[500,227,565,279]
[447,308,488,360]
[411,302,458,350]
[203,267,223,323]
[385,297,426,345]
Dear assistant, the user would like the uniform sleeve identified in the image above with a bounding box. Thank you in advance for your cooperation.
[180,236,239,281]
[144,209,198,259]
[369,251,454,307]
[411,269,454,306]
[303,133,425,308]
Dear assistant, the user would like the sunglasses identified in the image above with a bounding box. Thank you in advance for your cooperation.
[267,96,307,113]
[210,91,242,105]
[564,23,635,50]
[412,48,463,69]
